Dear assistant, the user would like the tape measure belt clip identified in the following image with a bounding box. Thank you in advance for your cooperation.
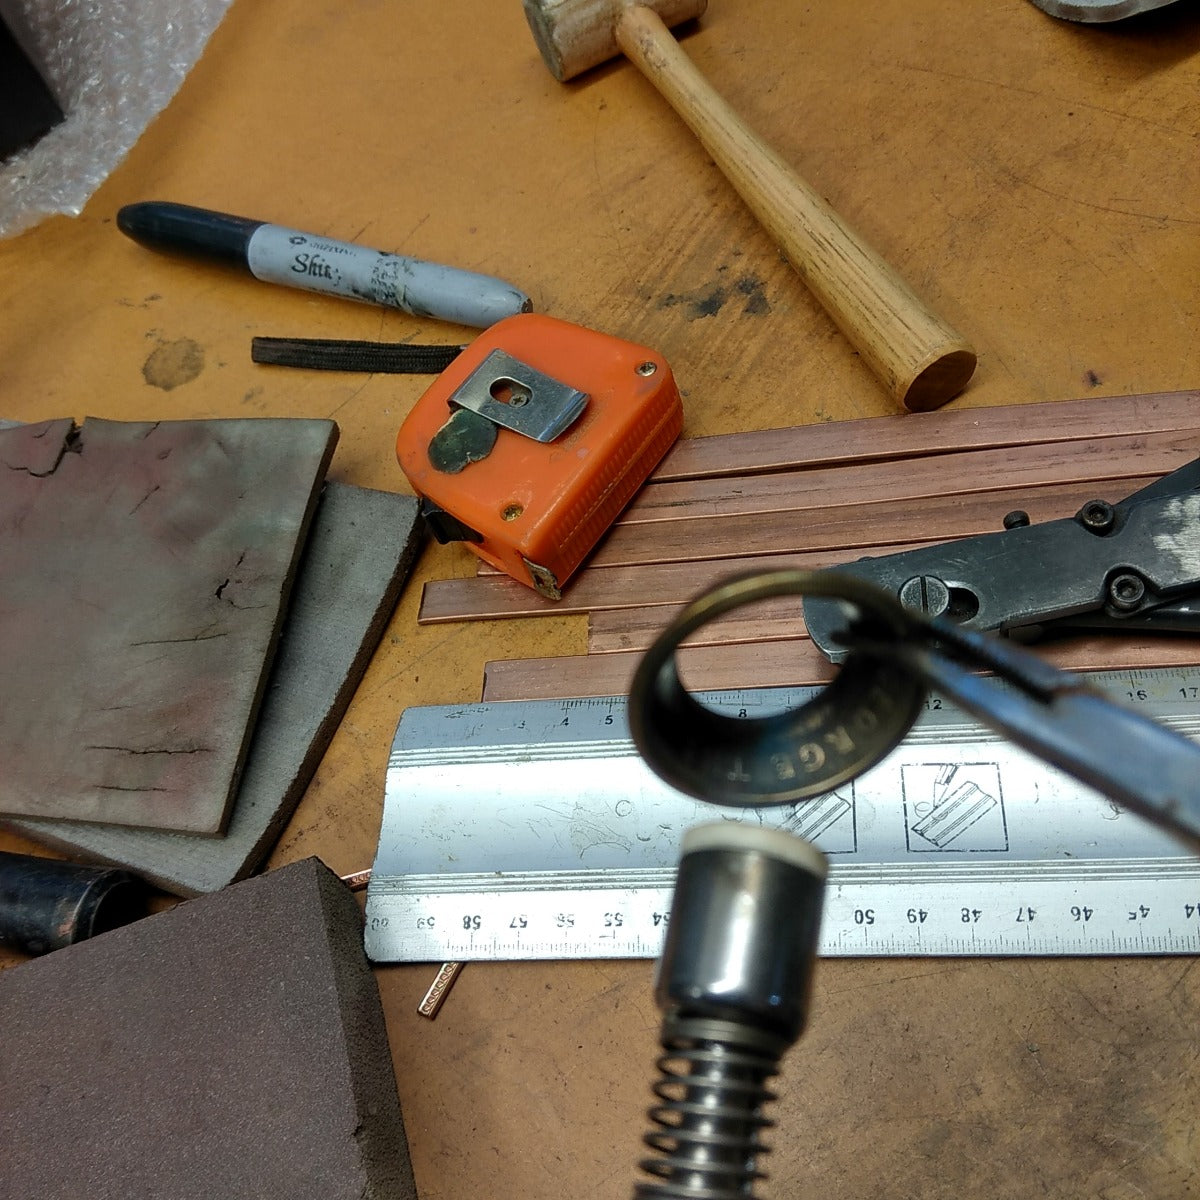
[446,349,589,444]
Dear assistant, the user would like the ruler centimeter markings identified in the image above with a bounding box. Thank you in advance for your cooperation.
[365,667,1200,963]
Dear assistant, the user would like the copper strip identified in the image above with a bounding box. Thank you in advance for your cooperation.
[483,638,834,701]
[417,961,464,1020]
[424,475,1160,620]
[622,429,1199,526]
[482,636,1200,703]
[458,394,1200,704]
[589,598,803,654]
[581,474,1162,570]
[475,437,1181,573]
[473,425,1197,573]
[592,600,1200,658]
[420,545,928,624]
[649,391,1200,482]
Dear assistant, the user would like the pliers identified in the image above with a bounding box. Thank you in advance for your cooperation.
[629,568,1200,852]
[803,458,1200,659]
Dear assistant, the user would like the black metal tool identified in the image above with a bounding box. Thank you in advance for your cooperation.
[802,458,1200,661]
[629,569,1200,850]
[633,822,827,1200]
[0,851,149,956]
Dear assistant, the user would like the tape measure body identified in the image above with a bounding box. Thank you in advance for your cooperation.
[365,669,1200,962]
[395,314,682,598]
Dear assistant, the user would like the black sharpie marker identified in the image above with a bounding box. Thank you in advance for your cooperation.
[117,201,532,329]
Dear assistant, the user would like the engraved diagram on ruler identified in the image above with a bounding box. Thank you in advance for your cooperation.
[901,762,1009,852]
[779,785,857,854]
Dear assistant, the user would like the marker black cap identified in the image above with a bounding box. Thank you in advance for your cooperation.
[117,201,263,272]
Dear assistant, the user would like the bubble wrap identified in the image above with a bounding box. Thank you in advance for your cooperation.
[0,0,232,238]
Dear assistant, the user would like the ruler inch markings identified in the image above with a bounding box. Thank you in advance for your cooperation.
[366,667,1200,963]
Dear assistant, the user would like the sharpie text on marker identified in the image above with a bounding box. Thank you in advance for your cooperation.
[117,201,532,329]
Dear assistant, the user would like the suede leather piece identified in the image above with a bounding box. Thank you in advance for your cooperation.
[12,482,424,895]
[0,416,337,833]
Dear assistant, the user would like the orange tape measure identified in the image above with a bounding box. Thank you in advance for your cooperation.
[396,314,682,598]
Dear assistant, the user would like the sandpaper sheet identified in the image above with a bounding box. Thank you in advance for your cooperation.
[10,482,424,894]
[0,416,336,833]
[0,857,417,1200]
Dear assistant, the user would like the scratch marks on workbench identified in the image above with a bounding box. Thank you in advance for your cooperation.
[988,165,1200,228]
[324,374,373,420]
[887,60,1200,232]
[142,336,205,390]
[895,62,1198,142]
[588,97,632,272]
[818,961,977,998]
[785,957,1199,1197]
[1166,958,1197,1001]
[116,293,163,310]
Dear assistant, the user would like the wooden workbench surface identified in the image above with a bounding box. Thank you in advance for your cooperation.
[2,2,1198,1196]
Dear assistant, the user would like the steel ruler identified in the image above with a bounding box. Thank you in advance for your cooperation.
[365,666,1200,963]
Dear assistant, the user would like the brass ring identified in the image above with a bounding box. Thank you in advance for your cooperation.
[627,570,927,807]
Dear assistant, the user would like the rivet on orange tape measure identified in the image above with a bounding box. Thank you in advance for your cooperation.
[396,314,683,599]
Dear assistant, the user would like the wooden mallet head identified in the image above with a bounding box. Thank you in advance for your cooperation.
[520,0,976,411]
[523,0,708,82]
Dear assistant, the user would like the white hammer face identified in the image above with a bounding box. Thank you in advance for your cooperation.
[522,0,708,81]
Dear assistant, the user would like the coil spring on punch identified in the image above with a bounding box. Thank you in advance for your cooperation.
[635,1026,782,1200]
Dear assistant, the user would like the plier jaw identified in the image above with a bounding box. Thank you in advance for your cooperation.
[804,457,1200,660]
[840,612,1200,852]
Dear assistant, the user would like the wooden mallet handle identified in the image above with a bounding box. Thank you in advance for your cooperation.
[616,6,975,411]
